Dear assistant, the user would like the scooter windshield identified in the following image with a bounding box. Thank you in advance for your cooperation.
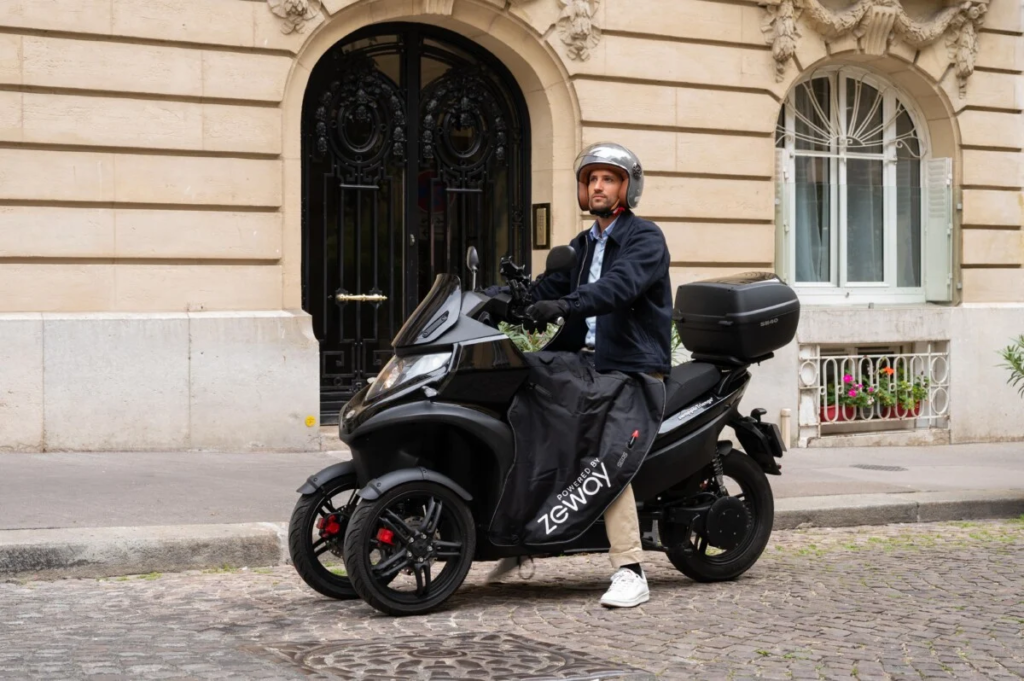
[391,274,462,348]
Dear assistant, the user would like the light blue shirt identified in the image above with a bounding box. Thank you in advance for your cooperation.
[584,217,618,348]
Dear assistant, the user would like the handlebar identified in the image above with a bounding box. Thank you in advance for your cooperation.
[499,256,542,330]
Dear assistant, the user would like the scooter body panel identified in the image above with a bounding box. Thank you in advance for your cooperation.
[632,405,732,502]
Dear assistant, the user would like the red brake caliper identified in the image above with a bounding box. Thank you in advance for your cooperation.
[376,527,395,545]
[317,514,342,538]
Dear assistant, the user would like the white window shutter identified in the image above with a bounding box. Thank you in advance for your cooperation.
[923,157,953,302]
[774,148,791,283]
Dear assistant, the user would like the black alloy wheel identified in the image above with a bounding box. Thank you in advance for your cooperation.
[288,474,360,599]
[662,451,774,582]
[343,481,475,616]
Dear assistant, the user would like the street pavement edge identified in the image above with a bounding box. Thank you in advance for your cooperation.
[2,490,1022,581]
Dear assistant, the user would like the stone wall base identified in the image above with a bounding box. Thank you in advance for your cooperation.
[3,306,1021,451]
[0,311,320,452]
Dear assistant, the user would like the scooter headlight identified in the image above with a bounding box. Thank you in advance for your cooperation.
[366,351,452,401]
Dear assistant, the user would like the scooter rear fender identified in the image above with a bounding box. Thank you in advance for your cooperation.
[730,415,785,475]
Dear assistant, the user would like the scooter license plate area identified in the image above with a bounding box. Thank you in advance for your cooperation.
[732,418,784,475]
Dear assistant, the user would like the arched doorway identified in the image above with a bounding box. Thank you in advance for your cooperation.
[301,22,531,421]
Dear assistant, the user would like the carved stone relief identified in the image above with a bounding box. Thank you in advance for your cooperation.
[760,0,990,96]
[267,0,322,34]
[265,0,603,60]
[557,0,601,61]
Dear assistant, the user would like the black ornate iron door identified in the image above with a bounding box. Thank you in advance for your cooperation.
[302,24,530,422]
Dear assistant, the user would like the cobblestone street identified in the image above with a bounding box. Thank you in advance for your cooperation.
[1,520,1022,680]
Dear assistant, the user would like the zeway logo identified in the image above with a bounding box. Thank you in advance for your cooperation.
[535,460,611,536]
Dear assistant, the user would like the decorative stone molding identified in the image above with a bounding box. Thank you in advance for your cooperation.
[423,0,455,15]
[760,0,990,96]
[262,0,603,61]
[557,0,601,61]
[267,0,322,34]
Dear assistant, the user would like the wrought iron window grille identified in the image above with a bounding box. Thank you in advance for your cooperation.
[799,342,950,438]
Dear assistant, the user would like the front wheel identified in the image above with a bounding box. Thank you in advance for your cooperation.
[288,474,360,600]
[662,451,774,582]
[344,481,476,616]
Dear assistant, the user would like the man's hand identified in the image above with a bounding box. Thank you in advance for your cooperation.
[525,299,570,325]
[483,284,509,297]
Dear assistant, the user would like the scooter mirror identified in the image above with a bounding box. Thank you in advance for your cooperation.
[466,246,480,291]
[545,245,577,274]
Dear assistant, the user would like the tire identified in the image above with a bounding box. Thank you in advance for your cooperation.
[343,481,476,617]
[288,474,360,600]
[664,452,774,583]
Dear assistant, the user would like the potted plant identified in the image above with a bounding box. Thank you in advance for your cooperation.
[876,366,928,418]
[821,374,875,423]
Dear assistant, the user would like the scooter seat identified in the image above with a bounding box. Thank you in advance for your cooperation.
[663,361,722,417]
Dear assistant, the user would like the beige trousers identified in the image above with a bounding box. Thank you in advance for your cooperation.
[604,369,663,568]
[604,483,643,568]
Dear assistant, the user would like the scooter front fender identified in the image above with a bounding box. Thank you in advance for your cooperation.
[342,400,515,486]
[342,400,511,448]
[358,466,473,502]
[296,460,356,495]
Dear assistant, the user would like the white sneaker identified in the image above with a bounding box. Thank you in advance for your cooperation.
[600,567,650,608]
[485,557,521,584]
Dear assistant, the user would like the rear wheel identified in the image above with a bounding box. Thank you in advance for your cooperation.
[662,451,774,582]
[343,481,476,616]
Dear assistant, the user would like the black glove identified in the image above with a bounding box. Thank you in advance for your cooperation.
[483,284,509,297]
[525,299,570,325]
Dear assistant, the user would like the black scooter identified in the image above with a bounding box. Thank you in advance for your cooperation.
[289,245,799,616]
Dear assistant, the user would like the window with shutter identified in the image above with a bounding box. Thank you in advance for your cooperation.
[775,147,791,283]
[923,158,953,303]
[773,66,950,305]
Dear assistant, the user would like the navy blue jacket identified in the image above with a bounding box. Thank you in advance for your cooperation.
[532,211,672,375]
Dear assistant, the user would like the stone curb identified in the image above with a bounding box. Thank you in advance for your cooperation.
[774,489,1024,530]
[2,491,1022,580]
[0,522,287,581]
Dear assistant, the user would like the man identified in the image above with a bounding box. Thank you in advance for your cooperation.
[488,142,673,608]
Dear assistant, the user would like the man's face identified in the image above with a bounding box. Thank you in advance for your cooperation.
[588,167,624,212]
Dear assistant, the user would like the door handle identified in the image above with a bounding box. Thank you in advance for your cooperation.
[335,293,388,303]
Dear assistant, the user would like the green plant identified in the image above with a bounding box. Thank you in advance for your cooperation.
[499,320,688,365]
[874,365,929,410]
[999,335,1024,397]
[498,321,558,353]
[670,323,688,367]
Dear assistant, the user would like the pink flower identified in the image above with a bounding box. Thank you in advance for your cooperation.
[867,387,875,393]
[843,374,853,383]
[848,389,857,398]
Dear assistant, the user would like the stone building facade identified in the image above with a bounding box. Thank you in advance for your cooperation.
[0,0,1021,451]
